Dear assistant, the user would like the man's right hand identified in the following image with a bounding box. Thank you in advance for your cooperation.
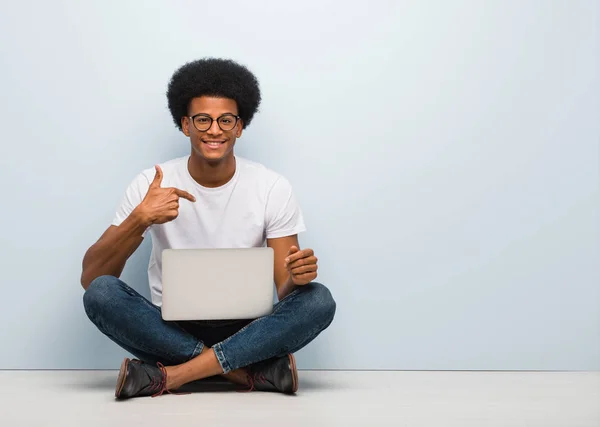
[134,165,196,226]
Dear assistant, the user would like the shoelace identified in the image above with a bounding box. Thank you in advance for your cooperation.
[147,362,170,397]
[145,362,190,398]
[238,372,269,393]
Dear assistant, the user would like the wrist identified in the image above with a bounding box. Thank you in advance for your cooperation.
[131,207,153,229]
[278,275,298,300]
[285,274,296,287]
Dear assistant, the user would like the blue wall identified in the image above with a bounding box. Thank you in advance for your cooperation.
[0,0,598,369]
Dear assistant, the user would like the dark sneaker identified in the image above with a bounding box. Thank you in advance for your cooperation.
[245,354,298,394]
[115,358,172,399]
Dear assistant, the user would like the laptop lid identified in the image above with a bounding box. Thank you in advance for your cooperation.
[161,247,274,321]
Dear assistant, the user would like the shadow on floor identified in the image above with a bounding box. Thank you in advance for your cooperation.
[77,373,240,393]
[75,371,330,393]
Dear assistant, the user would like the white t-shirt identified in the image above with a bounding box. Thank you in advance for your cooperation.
[112,155,306,306]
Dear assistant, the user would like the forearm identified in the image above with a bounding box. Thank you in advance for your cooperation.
[80,210,149,289]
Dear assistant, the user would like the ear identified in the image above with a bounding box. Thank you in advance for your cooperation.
[181,116,190,137]
[235,119,244,138]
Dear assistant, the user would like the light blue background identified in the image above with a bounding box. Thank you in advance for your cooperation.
[0,0,597,370]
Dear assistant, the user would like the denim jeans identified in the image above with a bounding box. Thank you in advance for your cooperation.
[83,275,336,373]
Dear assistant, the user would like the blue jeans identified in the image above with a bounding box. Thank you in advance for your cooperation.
[83,275,336,373]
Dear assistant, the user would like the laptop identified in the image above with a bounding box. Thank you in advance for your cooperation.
[161,247,275,321]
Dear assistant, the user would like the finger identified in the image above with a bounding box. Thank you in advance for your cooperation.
[168,201,179,210]
[150,165,163,188]
[285,248,313,264]
[173,188,196,202]
[284,246,300,267]
[288,255,318,269]
[291,264,318,275]
[293,272,318,284]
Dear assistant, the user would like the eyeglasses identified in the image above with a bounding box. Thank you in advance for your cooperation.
[189,113,240,132]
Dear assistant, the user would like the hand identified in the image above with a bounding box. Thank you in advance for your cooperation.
[284,246,318,285]
[135,165,196,225]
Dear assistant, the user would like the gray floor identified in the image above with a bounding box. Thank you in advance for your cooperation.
[0,370,598,426]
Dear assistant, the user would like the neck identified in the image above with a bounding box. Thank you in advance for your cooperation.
[187,152,236,188]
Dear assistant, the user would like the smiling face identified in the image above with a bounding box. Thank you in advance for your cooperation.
[181,96,244,164]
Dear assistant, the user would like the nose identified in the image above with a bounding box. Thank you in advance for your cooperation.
[206,119,223,136]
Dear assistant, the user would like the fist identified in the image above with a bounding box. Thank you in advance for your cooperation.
[284,246,318,285]
[136,165,196,225]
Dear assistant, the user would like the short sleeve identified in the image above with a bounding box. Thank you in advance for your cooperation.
[265,176,306,239]
[112,172,151,232]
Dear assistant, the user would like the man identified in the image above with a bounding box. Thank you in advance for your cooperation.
[81,58,336,399]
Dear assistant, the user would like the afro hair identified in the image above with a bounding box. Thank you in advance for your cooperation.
[166,58,261,131]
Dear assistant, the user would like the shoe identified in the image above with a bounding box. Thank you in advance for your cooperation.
[115,358,172,399]
[245,354,298,394]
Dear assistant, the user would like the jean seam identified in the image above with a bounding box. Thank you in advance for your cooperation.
[119,280,207,346]
[277,287,301,303]
[212,343,231,373]
[95,325,179,364]
[93,278,204,363]
[212,288,308,371]
[287,313,335,355]
[217,290,296,349]
[190,341,204,361]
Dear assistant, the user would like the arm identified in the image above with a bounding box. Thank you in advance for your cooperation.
[80,208,150,290]
[267,235,300,300]
[264,175,314,299]
[267,234,319,300]
[81,165,195,290]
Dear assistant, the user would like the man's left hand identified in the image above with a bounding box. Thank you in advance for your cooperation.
[284,246,318,285]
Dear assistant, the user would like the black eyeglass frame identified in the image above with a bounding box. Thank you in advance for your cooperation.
[188,113,241,132]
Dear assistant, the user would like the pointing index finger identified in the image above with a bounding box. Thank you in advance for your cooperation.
[173,188,196,202]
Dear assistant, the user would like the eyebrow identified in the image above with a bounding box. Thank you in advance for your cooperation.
[191,112,236,118]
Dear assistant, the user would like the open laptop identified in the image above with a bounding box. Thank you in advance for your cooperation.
[161,247,274,321]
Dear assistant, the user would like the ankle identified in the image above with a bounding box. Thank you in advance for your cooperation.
[224,368,250,386]
[164,366,182,390]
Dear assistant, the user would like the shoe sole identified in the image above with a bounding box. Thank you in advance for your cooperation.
[115,357,130,399]
[288,353,298,393]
